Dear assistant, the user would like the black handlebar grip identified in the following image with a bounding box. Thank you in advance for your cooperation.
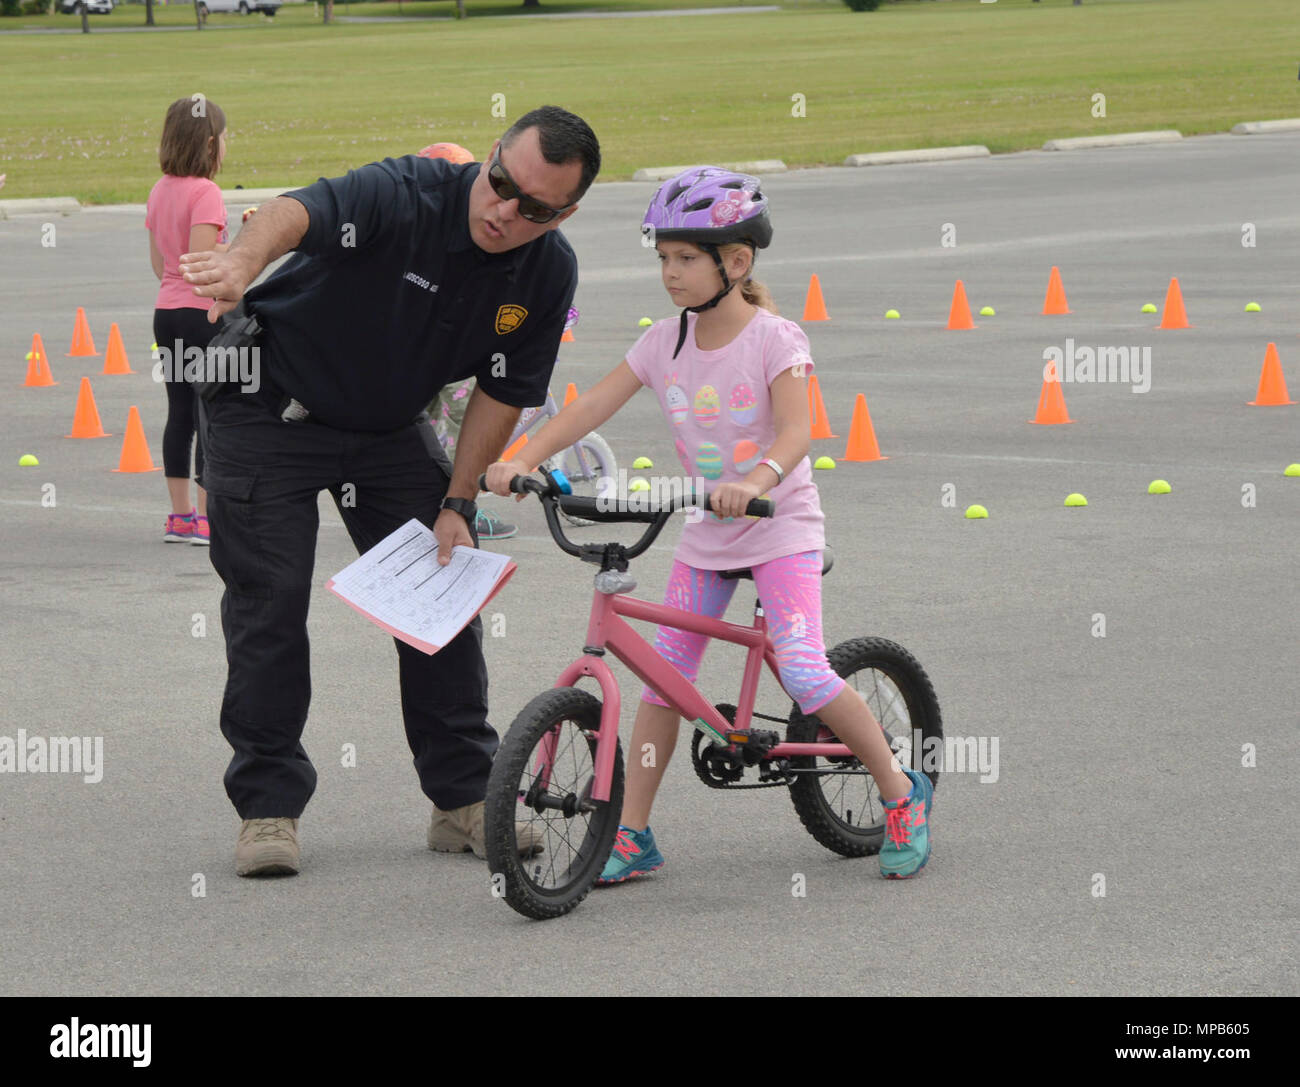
[477,472,532,495]
[746,498,775,518]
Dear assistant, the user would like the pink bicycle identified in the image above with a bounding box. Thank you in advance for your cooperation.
[481,470,943,920]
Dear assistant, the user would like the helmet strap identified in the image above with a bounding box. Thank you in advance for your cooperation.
[672,244,736,359]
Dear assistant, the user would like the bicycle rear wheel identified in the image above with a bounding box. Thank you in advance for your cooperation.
[787,637,942,857]
[547,431,616,528]
[484,687,624,920]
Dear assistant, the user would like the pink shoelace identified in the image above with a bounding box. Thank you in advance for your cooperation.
[885,798,923,847]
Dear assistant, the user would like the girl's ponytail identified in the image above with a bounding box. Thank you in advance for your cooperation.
[719,242,779,315]
[740,277,778,315]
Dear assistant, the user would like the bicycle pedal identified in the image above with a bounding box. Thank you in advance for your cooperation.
[721,729,781,755]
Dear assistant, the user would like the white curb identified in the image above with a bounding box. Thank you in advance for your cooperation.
[1231,118,1300,134]
[0,197,81,219]
[844,145,990,167]
[632,160,787,182]
[221,186,295,204]
[1042,130,1182,151]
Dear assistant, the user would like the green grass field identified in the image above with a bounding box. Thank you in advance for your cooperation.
[2,0,1297,204]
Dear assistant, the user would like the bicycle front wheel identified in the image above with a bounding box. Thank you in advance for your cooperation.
[548,432,617,528]
[786,637,942,857]
[484,687,624,920]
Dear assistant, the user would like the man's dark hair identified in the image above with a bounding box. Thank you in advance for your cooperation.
[501,105,601,204]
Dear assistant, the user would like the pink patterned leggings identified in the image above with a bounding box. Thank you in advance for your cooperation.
[641,551,846,716]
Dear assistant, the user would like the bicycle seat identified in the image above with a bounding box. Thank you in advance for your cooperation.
[718,547,833,581]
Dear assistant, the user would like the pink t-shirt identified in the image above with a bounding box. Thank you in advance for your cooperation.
[624,309,825,571]
[145,174,228,311]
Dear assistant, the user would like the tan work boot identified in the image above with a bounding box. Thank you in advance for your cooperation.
[427,800,544,859]
[236,817,300,877]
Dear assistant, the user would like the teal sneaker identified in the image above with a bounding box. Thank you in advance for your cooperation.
[595,825,664,886]
[879,768,933,879]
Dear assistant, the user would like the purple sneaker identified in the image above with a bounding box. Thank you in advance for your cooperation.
[164,509,196,543]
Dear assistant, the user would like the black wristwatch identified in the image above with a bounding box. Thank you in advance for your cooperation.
[440,497,478,524]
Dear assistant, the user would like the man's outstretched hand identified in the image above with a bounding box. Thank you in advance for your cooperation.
[178,249,257,323]
[178,196,310,323]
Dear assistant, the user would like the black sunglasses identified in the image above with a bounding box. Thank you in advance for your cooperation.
[486,148,573,224]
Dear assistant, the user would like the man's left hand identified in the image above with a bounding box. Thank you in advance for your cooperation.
[435,507,476,565]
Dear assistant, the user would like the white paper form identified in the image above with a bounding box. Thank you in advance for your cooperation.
[326,519,516,654]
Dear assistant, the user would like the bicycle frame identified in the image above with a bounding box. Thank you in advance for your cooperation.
[549,585,857,803]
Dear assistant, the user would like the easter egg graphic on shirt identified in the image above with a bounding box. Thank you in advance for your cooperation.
[693,385,721,428]
[665,376,688,425]
[733,439,761,475]
[728,383,757,425]
[695,442,724,480]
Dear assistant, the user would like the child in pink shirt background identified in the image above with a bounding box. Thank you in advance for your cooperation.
[145,96,229,545]
[486,166,934,885]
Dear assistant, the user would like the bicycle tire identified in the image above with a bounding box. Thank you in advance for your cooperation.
[548,432,617,528]
[786,637,942,857]
[484,687,624,920]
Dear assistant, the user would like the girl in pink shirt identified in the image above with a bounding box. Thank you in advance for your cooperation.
[145,96,229,545]
[486,167,933,884]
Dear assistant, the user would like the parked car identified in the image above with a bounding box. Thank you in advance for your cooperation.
[197,0,281,14]
[58,0,115,13]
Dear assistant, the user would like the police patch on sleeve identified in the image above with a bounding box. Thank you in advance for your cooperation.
[495,304,528,335]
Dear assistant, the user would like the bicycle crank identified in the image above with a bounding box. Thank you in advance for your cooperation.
[690,706,795,789]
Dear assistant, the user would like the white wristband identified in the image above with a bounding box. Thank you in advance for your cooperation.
[758,457,784,485]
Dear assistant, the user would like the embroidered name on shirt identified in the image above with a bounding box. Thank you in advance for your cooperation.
[403,271,439,292]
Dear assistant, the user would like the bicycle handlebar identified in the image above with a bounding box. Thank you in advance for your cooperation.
[476,471,775,563]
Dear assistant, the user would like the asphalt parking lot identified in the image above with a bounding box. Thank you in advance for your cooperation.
[1,130,1295,996]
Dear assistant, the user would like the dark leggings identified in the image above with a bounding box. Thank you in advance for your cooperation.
[154,306,218,482]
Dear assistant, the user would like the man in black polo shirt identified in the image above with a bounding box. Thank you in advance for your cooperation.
[179,106,599,877]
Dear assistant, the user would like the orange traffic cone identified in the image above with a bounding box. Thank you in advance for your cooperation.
[802,275,829,321]
[560,327,575,343]
[947,280,975,330]
[843,394,886,462]
[1248,343,1295,406]
[68,307,98,356]
[23,333,56,387]
[113,406,161,473]
[1030,367,1074,425]
[563,381,579,407]
[102,323,134,375]
[501,431,529,463]
[65,376,110,438]
[1042,266,1071,315]
[808,374,836,438]
[1158,277,1190,329]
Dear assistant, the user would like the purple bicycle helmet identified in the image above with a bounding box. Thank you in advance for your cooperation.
[644,166,773,249]
[642,166,773,357]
